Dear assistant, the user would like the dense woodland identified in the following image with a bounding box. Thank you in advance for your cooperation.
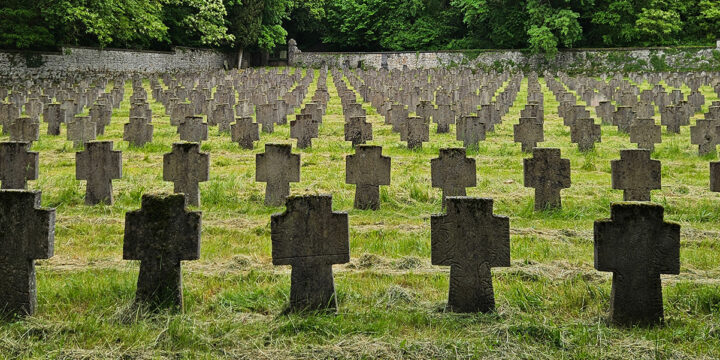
[2,0,720,57]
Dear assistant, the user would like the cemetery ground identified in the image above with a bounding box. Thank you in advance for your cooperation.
[2,70,720,359]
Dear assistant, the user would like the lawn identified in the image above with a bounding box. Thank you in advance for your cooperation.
[1,68,720,359]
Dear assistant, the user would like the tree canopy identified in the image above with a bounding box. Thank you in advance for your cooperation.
[1,0,719,56]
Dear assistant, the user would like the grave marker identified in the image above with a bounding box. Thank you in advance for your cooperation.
[0,142,38,189]
[163,143,209,207]
[124,193,201,310]
[256,144,300,206]
[594,203,679,326]
[346,145,390,210]
[523,148,571,210]
[230,117,259,150]
[514,118,544,152]
[76,141,122,205]
[271,195,349,312]
[611,149,661,201]
[431,148,476,208]
[432,197,509,313]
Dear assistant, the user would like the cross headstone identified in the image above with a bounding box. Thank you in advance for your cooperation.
[711,161,720,192]
[570,118,601,152]
[256,103,276,133]
[76,141,122,205]
[594,202,679,326]
[256,144,300,206]
[346,145,390,210]
[613,106,635,133]
[432,197,509,313]
[0,190,54,318]
[514,117,544,152]
[43,103,65,135]
[8,117,39,143]
[0,142,38,189]
[123,117,153,147]
[211,103,234,133]
[690,119,720,155]
[178,116,208,143]
[523,148,571,211]
[271,195,349,312]
[611,149,661,201]
[629,119,662,151]
[123,193,201,310]
[290,114,319,149]
[661,105,688,134]
[344,116,372,147]
[163,143,210,207]
[434,104,455,133]
[458,116,486,150]
[67,116,97,147]
[401,116,429,149]
[230,117,259,150]
[431,148,476,208]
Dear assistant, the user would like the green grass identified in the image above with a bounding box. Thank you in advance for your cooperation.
[1,69,720,358]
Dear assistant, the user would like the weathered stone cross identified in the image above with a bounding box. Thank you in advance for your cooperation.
[570,118,601,152]
[431,148,476,208]
[271,195,349,312]
[0,190,55,318]
[513,117,544,152]
[401,116,429,149]
[594,202,679,326]
[8,117,39,143]
[629,119,662,151]
[0,142,38,189]
[523,148,571,211]
[434,104,455,133]
[76,141,122,205]
[123,193,201,310]
[123,117,154,147]
[256,103,276,133]
[346,145,391,210]
[43,103,65,135]
[344,116,372,147]
[690,119,720,155]
[230,117,259,150]
[67,116,97,148]
[163,143,210,207]
[290,114,319,149]
[611,149,661,201]
[256,144,300,206]
[432,197,509,313]
[178,116,208,143]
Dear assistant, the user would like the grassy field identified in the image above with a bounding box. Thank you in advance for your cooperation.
[1,68,720,359]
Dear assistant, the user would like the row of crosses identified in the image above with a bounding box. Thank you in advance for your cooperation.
[0,190,681,326]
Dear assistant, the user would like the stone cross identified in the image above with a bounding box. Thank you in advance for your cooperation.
[256,144,300,206]
[613,106,635,133]
[661,105,688,134]
[290,114,319,149]
[523,148,571,211]
[431,148,476,208]
[43,103,65,135]
[211,103,234,133]
[123,193,201,310]
[0,190,55,318]
[271,195,349,312]
[458,116,486,150]
[163,143,210,207]
[594,202,679,326]
[690,119,720,155]
[344,116,372,147]
[76,141,122,205]
[611,149,661,201]
[67,116,97,147]
[346,145,391,210]
[0,142,38,189]
[629,119,662,151]
[230,117,259,150]
[178,116,208,143]
[256,103,276,133]
[123,117,153,147]
[712,161,720,192]
[434,104,455,133]
[8,117,39,143]
[514,118,544,153]
[401,116,429,149]
[432,197,509,313]
[570,118,601,152]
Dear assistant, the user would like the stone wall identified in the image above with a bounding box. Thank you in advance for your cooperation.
[0,46,236,78]
[289,41,720,73]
